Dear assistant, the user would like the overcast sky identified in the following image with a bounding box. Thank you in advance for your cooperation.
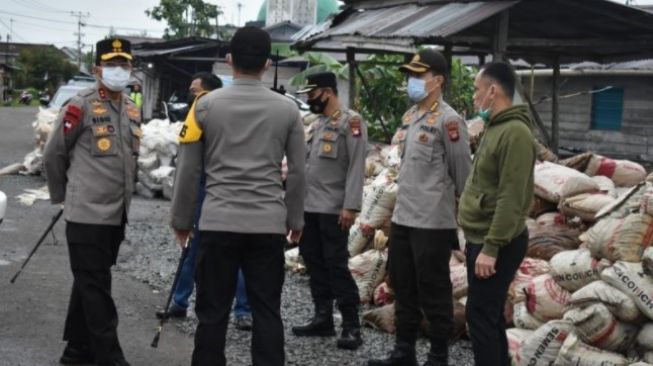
[1,0,652,51]
[0,0,263,49]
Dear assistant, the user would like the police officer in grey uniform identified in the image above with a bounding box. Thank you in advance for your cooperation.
[291,72,367,350]
[43,38,139,366]
[368,50,472,366]
[170,27,305,366]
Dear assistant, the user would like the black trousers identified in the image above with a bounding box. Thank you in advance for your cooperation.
[389,223,456,344]
[64,222,125,365]
[299,212,359,309]
[192,231,286,366]
[465,230,528,366]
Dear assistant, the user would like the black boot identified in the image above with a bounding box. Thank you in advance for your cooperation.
[367,342,418,366]
[59,343,94,365]
[292,303,336,337]
[422,338,448,366]
[337,305,363,350]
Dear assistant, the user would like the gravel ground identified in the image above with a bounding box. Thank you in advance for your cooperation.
[118,196,475,366]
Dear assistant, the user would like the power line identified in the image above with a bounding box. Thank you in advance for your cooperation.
[0,10,78,25]
[8,0,70,14]
[71,11,90,66]
[23,0,72,13]
[0,18,27,42]
[0,10,165,34]
[10,19,75,33]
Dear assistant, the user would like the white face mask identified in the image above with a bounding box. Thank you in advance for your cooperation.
[101,66,131,92]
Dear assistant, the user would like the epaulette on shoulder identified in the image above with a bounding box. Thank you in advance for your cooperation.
[79,88,95,98]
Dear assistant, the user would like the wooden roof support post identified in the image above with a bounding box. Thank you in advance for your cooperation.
[443,43,452,98]
[492,10,509,62]
[346,47,356,110]
[551,55,561,154]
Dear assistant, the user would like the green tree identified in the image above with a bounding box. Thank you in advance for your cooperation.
[447,59,476,120]
[356,54,406,142]
[146,0,221,39]
[15,47,78,92]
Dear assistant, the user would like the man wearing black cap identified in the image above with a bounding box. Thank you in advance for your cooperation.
[291,72,367,350]
[368,49,471,366]
[43,38,140,366]
[171,26,305,366]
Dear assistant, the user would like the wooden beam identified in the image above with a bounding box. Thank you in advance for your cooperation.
[346,47,357,110]
[492,10,509,61]
[506,38,653,49]
[551,56,560,154]
[443,43,452,98]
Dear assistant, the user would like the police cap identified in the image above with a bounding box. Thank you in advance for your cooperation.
[96,38,132,65]
[400,49,448,76]
[296,72,337,94]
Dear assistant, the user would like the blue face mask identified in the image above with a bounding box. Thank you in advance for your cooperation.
[407,77,429,103]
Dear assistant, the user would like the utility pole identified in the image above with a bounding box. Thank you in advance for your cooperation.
[237,2,243,27]
[70,11,89,67]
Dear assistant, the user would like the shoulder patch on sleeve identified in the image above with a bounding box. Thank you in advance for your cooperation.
[445,120,460,142]
[178,101,203,143]
[349,116,362,138]
[63,104,83,135]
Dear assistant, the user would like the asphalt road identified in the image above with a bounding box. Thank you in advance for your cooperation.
[0,106,194,366]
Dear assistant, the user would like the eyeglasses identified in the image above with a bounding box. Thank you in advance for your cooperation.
[103,62,131,70]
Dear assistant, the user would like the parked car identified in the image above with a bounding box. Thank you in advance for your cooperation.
[43,84,88,109]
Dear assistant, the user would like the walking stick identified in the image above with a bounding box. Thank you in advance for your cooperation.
[10,208,63,284]
[151,236,191,348]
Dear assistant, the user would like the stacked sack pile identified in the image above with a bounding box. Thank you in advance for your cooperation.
[0,104,185,201]
[286,117,653,365]
[0,107,58,176]
[506,150,653,366]
[135,119,183,199]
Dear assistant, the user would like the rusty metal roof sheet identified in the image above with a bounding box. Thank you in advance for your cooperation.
[294,1,516,50]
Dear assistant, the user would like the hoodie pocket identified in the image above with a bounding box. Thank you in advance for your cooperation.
[460,189,486,223]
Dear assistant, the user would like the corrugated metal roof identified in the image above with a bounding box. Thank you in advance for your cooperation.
[295,1,516,49]
[133,43,216,58]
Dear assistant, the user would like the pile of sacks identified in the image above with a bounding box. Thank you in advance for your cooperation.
[0,105,185,201]
[135,119,183,199]
[503,152,653,365]
[286,131,653,366]
[0,107,58,176]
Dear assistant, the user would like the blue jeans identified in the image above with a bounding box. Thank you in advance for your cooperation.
[171,178,250,316]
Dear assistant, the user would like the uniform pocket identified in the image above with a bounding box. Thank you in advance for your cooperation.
[90,123,118,156]
[318,131,339,159]
[411,131,435,162]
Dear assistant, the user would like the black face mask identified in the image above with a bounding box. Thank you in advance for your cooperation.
[187,93,197,105]
[307,91,329,114]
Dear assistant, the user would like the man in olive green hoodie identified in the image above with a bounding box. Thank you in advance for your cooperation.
[458,62,536,366]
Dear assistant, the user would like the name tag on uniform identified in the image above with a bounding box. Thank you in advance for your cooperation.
[92,116,111,124]
[420,125,437,134]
